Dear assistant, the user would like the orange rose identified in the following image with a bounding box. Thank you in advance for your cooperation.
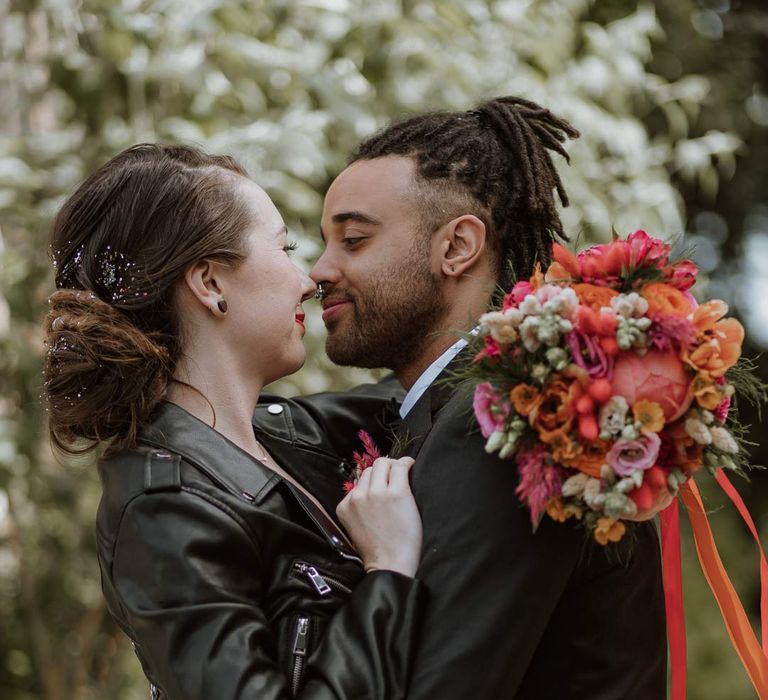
[594,517,626,545]
[573,283,619,312]
[684,301,744,378]
[510,383,543,417]
[642,282,693,317]
[529,378,577,435]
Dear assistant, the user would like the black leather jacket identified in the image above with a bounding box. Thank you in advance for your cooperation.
[96,387,422,700]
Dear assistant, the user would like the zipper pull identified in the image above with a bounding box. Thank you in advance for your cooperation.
[306,566,332,595]
[293,616,310,656]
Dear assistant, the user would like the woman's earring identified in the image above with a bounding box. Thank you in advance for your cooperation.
[217,300,228,314]
[314,284,325,300]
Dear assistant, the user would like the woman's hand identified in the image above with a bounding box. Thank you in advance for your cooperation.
[336,457,422,578]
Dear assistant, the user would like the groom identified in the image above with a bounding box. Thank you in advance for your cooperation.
[308,97,667,698]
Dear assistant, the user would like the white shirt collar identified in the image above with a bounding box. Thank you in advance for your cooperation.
[399,332,474,418]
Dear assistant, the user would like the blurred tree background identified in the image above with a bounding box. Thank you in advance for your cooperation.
[0,0,766,697]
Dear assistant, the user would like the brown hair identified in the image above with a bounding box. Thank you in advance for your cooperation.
[44,143,252,455]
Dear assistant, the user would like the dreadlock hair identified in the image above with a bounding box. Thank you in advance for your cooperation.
[350,96,580,290]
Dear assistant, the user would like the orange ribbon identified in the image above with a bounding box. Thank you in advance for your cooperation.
[714,469,768,654]
[679,477,768,698]
[660,500,686,700]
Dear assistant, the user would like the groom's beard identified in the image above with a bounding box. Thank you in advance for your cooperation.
[324,252,448,373]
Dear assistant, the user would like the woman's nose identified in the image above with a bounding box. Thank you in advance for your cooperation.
[300,274,317,303]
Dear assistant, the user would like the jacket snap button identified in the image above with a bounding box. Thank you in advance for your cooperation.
[267,404,284,415]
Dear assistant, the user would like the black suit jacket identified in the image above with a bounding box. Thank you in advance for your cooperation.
[400,370,667,699]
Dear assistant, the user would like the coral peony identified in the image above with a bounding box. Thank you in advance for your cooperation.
[473,383,510,438]
[611,349,693,421]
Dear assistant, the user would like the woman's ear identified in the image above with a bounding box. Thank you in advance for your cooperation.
[437,214,487,278]
[183,260,227,316]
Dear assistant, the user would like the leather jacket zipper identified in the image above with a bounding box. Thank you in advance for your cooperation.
[292,561,352,596]
[290,616,310,697]
[286,485,362,565]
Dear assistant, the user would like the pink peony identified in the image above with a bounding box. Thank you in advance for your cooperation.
[567,331,614,378]
[611,349,693,421]
[473,383,510,438]
[606,431,661,477]
[515,444,562,526]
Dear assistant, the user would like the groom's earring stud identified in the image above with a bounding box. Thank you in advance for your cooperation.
[217,299,228,314]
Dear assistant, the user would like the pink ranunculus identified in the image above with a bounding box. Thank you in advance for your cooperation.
[503,280,534,309]
[567,331,614,379]
[606,431,661,477]
[627,230,671,268]
[611,349,693,421]
[473,383,510,438]
[666,259,699,291]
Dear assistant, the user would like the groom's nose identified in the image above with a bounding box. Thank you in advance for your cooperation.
[309,247,340,288]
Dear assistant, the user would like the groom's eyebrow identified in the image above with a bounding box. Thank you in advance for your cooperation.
[332,211,382,227]
[319,210,382,243]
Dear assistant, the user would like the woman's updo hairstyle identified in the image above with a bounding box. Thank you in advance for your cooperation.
[44,143,252,455]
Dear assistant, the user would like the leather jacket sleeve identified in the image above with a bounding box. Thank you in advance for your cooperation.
[106,488,425,700]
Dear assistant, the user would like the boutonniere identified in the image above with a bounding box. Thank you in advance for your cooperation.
[343,430,382,492]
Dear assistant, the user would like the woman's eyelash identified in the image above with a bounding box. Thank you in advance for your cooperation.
[283,240,298,253]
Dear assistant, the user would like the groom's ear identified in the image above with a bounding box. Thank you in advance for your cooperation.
[437,214,487,278]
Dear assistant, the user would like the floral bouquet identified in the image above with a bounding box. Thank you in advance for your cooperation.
[467,230,763,545]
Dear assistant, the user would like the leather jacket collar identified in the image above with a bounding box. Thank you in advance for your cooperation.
[139,402,280,505]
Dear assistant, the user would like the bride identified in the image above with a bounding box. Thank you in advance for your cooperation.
[43,143,424,699]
